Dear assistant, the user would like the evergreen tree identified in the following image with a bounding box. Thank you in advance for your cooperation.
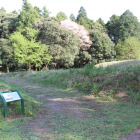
[69,14,76,21]
[60,19,92,67]
[42,6,50,18]
[11,10,19,15]
[35,18,80,68]
[96,18,105,27]
[9,29,52,70]
[76,6,93,30]
[8,0,52,71]
[77,6,87,21]
[34,6,42,16]
[116,37,140,60]
[106,14,120,43]
[17,0,41,30]
[89,22,116,63]
[106,10,140,44]
[117,10,140,42]
[56,11,67,22]
[96,18,106,32]
[0,12,17,72]
[0,39,14,72]
[0,13,18,38]
[74,51,92,68]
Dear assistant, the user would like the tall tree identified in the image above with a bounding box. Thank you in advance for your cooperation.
[35,18,80,68]
[60,19,92,67]
[106,10,140,44]
[96,18,105,28]
[34,6,42,16]
[77,6,87,21]
[17,0,41,30]
[0,39,14,72]
[116,37,140,60]
[42,6,50,18]
[9,29,52,70]
[76,6,92,30]
[106,14,120,43]
[11,10,19,15]
[89,22,116,63]
[0,13,18,38]
[8,0,52,71]
[0,12,18,72]
[69,14,76,21]
[56,11,67,22]
[117,10,140,42]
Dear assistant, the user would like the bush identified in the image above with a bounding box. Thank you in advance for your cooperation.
[116,37,140,60]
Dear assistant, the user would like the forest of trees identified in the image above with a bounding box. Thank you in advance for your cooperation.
[1,0,140,72]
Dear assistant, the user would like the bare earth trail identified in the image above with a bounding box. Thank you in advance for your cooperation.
[1,75,98,139]
[0,74,139,140]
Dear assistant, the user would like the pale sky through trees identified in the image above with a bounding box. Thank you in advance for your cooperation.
[1,0,140,23]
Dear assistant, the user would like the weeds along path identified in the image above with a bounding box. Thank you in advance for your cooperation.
[1,73,140,140]
[0,74,102,140]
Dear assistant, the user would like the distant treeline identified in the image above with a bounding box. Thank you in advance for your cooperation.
[0,0,140,72]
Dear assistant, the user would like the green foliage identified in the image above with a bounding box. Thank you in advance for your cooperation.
[74,51,92,67]
[89,23,116,63]
[1,3,140,71]
[76,6,87,21]
[0,12,18,72]
[22,60,140,105]
[34,6,42,16]
[117,10,140,41]
[81,63,112,77]
[22,27,40,40]
[11,10,19,15]
[35,18,80,68]
[116,37,140,60]
[106,10,140,44]
[0,13,18,38]
[91,22,106,33]
[96,18,105,27]
[106,14,120,43]
[69,14,76,21]
[9,30,52,70]
[42,6,50,18]
[76,6,93,30]
[5,0,52,71]
[0,38,14,72]
[56,11,68,21]
[92,83,101,94]
[17,0,41,30]
[1,61,140,139]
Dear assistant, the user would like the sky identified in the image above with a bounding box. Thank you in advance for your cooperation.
[1,0,140,23]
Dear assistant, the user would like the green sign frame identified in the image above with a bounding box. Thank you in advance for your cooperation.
[0,89,25,118]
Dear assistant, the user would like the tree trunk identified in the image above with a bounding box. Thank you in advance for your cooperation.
[5,62,9,73]
[26,63,31,71]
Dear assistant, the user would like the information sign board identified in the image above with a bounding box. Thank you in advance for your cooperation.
[0,89,25,118]
[2,92,21,102]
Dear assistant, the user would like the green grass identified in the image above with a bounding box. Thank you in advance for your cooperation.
[24,60,140,103]
[0,118,28,140]
[0,60,140,139]
[38,99,140,140]
[0,78,42,140]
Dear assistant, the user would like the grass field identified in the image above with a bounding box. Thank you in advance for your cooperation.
[0,60,140,140]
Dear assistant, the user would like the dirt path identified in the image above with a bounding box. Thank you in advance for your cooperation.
[1,75,140,140]
[120,129,140,140]
[1,76,98,139]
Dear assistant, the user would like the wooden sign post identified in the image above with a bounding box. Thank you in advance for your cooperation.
[0,89,25,118]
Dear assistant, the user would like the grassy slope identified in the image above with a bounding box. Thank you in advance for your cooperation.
[0,60,140,139]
